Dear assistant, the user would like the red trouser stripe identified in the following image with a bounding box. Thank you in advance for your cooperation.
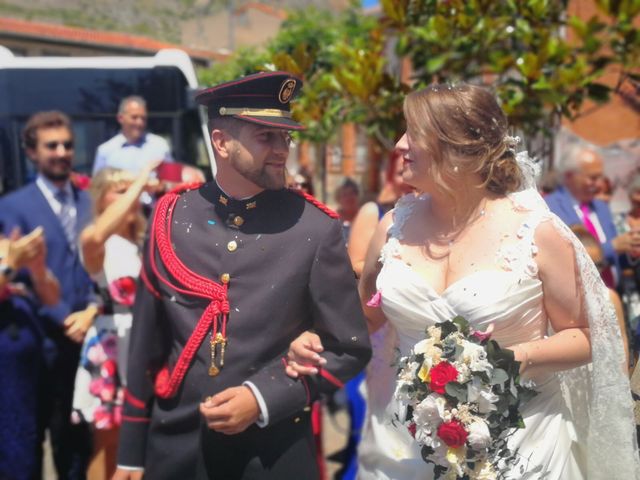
[319,368,344,388]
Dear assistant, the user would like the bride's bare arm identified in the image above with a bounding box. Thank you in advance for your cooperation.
[359,212,393,333]
[510,221,592,379]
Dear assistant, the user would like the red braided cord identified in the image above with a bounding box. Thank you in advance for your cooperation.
[290,189,339,219]
[155,194,229,302]
[149,195,210,299]
[155,302,220,398]
[139,264,161,299]
[147,191,230,399]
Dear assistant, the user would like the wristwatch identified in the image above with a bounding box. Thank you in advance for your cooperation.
[0,262,15,280]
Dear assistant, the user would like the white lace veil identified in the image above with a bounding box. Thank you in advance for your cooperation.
[514,150,640,479]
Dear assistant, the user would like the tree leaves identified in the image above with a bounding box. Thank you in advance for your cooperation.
[197,1,639,168]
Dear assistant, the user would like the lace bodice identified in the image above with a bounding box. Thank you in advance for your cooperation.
[376,191,549,356]
[359,189,640,480]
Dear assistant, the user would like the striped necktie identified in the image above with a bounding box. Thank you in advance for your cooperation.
[55,189,76,250]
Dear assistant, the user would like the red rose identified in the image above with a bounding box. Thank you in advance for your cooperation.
[429,361,459,394]
[70,172,91,190]
[109,276,137,306]
[408,422,417,438]
[437,420,468,448]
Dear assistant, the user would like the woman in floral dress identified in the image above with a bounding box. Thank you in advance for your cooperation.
[72,162,158,479]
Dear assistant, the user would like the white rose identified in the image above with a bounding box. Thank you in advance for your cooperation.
[467,377,499,414]
[477,389,499,414]
[462,342,493,374]
[397,361,419,383]
[394,361,420,402]
[466,419,491,450]
[413,394,446,428]
[414,426,438,448]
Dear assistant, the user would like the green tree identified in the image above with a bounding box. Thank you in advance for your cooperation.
[381,0,640,163]
[197,47,271,86]
[197,6,405,198]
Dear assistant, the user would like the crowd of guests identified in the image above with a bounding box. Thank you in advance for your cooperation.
[0,101,203,480]
[1,96,639,480]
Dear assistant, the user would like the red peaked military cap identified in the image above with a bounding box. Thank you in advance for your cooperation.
[195,71,304,131]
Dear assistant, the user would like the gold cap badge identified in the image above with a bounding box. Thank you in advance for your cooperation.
[278,79,297,104]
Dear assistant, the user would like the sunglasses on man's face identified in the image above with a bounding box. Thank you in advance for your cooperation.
[43,140,74,151]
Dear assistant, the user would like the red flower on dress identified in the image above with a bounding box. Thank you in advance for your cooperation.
[437,420,468,448]
[408,422,417,438]
[429,361,459,394]
[71,172,91,190]
[108,276,137,306]
[93,405,114,430]
[101,359,118,378]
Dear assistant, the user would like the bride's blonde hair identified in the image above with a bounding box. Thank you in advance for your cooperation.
[403,84,522,201]
[89,167,146,245]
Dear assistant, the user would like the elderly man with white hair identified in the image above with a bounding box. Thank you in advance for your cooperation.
[545,141,640,288]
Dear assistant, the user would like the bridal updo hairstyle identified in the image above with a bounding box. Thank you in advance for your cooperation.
[403,84,522,197]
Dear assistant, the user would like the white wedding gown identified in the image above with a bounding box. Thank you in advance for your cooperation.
[358,190,639,480]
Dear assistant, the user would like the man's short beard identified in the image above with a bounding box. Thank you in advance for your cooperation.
[43,170,71,182]
[242,165,285,190]
[230,148,286,191]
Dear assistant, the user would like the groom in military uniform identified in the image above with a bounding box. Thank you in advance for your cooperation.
[114,71,371,480]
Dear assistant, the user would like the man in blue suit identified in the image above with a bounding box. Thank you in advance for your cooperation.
[545,143,640,288]
[0,111,97,479]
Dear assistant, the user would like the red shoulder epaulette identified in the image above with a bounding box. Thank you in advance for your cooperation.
[139,181,205,298]
[290,188,339,219]
[167,181,204,195]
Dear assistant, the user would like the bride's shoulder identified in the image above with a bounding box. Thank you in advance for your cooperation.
[388,193,428,239]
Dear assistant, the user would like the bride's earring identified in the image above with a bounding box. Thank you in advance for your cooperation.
[453,165,459,173]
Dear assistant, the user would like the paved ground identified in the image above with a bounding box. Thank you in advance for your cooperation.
[43,406,350,479]
[322,406,350,480]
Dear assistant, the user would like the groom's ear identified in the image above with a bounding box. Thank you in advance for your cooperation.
[211,129,234,160]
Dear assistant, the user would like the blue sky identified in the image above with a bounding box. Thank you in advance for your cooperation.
[362,0,379,7]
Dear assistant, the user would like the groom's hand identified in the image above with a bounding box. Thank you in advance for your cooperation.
[200,386,259,435]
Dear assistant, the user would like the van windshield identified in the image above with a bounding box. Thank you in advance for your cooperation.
[0,66,210,193]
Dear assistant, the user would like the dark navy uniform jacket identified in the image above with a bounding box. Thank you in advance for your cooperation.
[118,182,371,479]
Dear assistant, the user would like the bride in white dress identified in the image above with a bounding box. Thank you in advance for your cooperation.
[286,84,639,479]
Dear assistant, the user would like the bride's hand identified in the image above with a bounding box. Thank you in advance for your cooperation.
[285,331,326,378]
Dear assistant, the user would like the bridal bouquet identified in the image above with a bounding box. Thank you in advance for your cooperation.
[394,316,537,479]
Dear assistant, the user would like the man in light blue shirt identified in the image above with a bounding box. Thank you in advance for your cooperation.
[92,95,173,175]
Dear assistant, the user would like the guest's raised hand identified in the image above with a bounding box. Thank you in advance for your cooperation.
[285,331,326,378]
[6,226,45,271]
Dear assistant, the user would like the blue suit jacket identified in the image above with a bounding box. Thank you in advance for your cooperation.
[545,186,619,270]
[0,181,93,326]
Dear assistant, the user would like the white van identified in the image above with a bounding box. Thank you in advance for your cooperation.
[0,47,214,193]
